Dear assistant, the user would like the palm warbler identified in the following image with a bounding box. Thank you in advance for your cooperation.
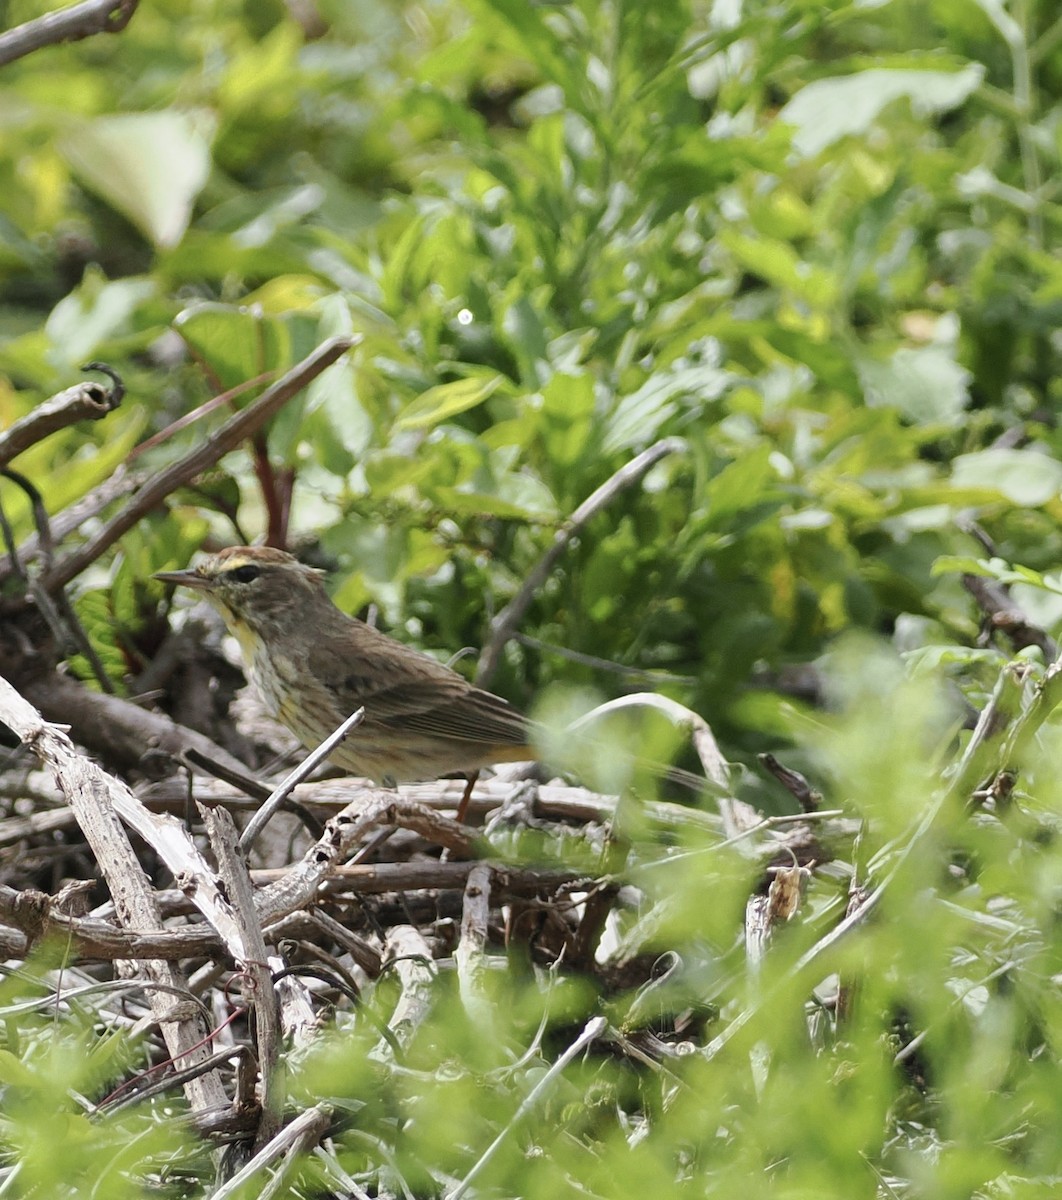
[155,546,532,782]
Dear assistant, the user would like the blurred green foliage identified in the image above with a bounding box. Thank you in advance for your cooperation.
[1,0,1062,1194]
[0,959,197,1197]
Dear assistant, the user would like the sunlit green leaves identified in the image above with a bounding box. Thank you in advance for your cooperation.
[42,269,158,370]
[0,972,191,1199]
[59,111,215,248]
[857,344,972,426]
[397,373,505,430]
[781,64,985,158]
[950,448,1062,507]
[174,301,297,391]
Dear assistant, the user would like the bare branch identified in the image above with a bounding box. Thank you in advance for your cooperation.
[239,706,365,851]
[963,572,1058,660]
[0,372,122,469]
[202,805,283,1148]
[0,0,137,67]
[476,437,685,686]
[208,1104,333,1200]
[19,670,252,776]
[0,462,141,584]
[758,752,823,812]
[39,335,355,591]
[455,863,494,1032]
[140,773,727,838]
[252,791,477,928]
[373,925,437,1060]
[0,672,228,1115]
[0,885,222,960]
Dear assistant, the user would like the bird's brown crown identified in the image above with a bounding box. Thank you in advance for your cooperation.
[178,546,329,633]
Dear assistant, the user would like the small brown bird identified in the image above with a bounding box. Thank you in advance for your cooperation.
[155,546,533,783]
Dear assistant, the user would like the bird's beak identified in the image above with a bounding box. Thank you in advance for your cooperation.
[154,568,213,592]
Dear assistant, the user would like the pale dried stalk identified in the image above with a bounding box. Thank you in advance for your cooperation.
[142,774,726,837]
[374,925,437,1060]
[201,805,283,1148]
[455,863,494,1035]
[0,673,226,1114]
[745,865,808,1094]
[207,1103,333,1200]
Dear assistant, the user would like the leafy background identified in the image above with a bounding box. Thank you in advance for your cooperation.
[1,0,1062,1196]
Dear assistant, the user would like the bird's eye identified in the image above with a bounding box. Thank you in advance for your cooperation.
[228,564,261,584]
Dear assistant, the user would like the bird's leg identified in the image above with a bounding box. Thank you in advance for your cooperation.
[454,770,479,824]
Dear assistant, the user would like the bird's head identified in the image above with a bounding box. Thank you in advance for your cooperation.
[155,546,328,639]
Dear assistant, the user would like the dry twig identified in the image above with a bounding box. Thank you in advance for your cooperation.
[0,368,123,469]
[476,437,685,685]
[0,673,227,1115]
[38,336,354,592]
[0,0,137,68]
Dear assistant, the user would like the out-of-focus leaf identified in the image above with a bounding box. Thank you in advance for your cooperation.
[59,111,215,248]
[396,374,504,430]
[858,345,971,425]
[305,358,373,463]
[540,371,596,468]
[174,302,292,391]
[603,365,731,454]
[950,449,1062,507]
[241,275,326,314]
[781,64,984,157]
[43,269,156,369]
[701,446,785,529]
[719,231,839,308]
[932,555,1062,594]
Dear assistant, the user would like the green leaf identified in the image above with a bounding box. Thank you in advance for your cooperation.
[902,645,1006,673]
[932,555,1062,595]
[396,374,504,431]
[701,446,784,529]
[950,449,1062,507]
[719,231,839,308]
[432,480,556,520]
[43,268,156,369]
[174,302,293,391]
[541,371,596,468]
[59,111,215,248]
[857,345,971,425]
[781,64,984,158]
[305,357,373,462]
[603,365,731,455]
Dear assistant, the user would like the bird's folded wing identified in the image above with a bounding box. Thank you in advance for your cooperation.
[312,641,530,747]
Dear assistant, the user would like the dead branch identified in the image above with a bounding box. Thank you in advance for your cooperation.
[476,436,686,686]
[0,0,137,67]
[0,369,123,469]
[0,672,228,1115]
[139,774,726,839]
[758,752,822,811]
[39,335,354,592]
[455,863,494,1033]
[0,461,141,583]
[209,1103,333,1200]
[0,885,221,960]
[20,670,251,776]
[963,572,1058,660]
[374,925,437,1060]
[202,805,283,1148]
